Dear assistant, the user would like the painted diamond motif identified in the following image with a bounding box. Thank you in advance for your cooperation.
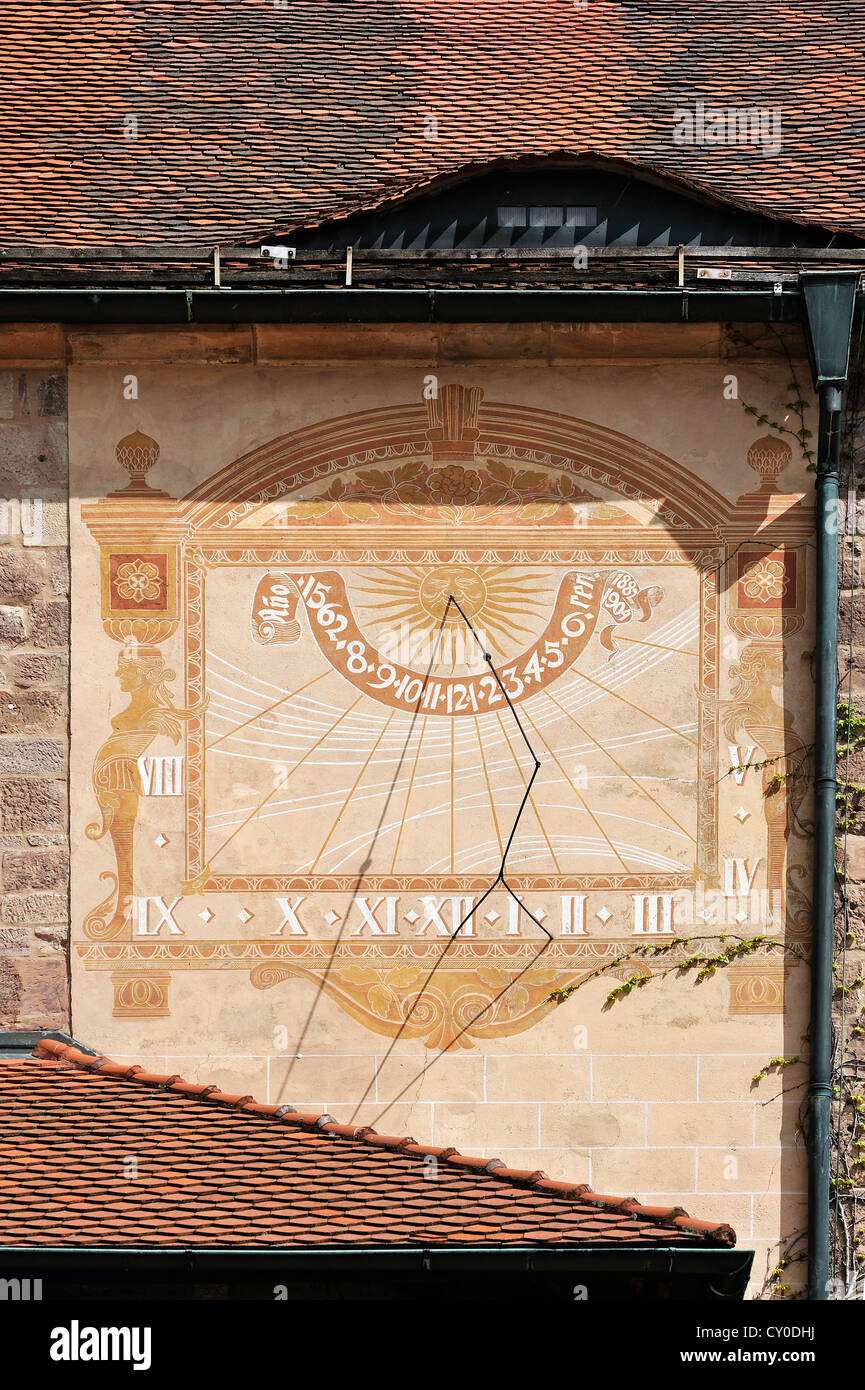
[735,910,748,924]
[198,907,215,925]
[595,906,613,925]
[534,908,547,923]
[154,832,169,848]
[324,909,340,926]
[484,910,501,926]
[735,808,750,823]
[404,910,420,925]
[237,907,255,924]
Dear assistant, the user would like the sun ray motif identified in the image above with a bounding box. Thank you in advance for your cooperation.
[200,560,700,881]
[354,564,555,663]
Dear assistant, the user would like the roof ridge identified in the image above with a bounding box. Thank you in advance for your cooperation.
[31,1039,734,1246]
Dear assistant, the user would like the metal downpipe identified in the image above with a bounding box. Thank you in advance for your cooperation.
[809,385,842,1300]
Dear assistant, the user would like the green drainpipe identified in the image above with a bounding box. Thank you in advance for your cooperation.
[800,271,860,1300]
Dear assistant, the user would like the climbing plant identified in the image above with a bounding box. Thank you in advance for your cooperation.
[725,323,816,469]
[548,326,865,1299]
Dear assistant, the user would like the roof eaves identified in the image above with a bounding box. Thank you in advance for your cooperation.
[0,1030,98,1060]
[31,1039,736,1248]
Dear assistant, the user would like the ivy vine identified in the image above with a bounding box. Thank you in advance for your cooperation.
[546,329,865,1298]
[549,691,865,1300]
[726,324,816,469]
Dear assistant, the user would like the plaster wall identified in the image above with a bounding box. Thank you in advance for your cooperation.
[3,321,819,1296]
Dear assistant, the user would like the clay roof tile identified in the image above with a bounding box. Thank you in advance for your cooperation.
[5,1041,738,1251]
[0,1,860,244]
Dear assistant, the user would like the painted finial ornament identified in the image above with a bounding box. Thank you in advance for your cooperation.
[110,429,171,497]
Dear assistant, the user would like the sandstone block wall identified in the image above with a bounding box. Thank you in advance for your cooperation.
[0,322,853,1303]
[0,367,69,1030]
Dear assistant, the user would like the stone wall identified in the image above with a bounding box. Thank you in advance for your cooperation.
[63,328,813,1298]
[0,321,829,1299]
[0,367,69,1030]
[829,440,865,1272]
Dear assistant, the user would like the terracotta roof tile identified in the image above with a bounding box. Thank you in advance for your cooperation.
[0,1039,738,1251]
[0,1,861,244]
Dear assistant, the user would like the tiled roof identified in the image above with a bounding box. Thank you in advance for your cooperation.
[0,1040,736,1250]
[0,1,863,246]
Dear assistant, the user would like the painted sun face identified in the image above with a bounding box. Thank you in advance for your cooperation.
[418,566,487,624]
[353,564,554,664]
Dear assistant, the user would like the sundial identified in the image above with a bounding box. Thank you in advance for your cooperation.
[75,385,810,1048]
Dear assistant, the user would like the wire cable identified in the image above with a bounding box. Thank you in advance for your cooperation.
[347,593,554,1125]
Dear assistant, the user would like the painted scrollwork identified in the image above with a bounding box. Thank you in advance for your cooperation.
[249,959,588,1050]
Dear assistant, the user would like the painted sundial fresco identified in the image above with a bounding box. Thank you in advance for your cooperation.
[200,560,693,885]
[72,378,813,1061]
